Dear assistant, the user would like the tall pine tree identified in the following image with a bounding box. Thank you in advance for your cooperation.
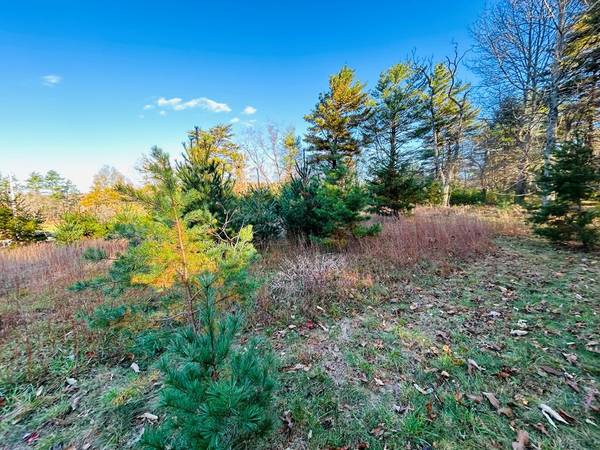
[304,66,371,175]
[366,62,426,214]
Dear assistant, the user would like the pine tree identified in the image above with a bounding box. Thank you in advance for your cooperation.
[531,140,600,249]
[304,66,371,173]
[280,152,379,246]
[365,62,425,214]
[368,162,426,215]
[140,275,275,450]
[75,146,275,448]
[0,174,43,242]
[177,126,240,232]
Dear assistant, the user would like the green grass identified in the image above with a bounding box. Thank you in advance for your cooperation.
[1,236,599,449]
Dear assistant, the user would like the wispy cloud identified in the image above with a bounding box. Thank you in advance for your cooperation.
[155,96,231,113]
[143,104,155,110]
[42,74,62,87]
[242,105,257,115]
[230,117,240,123]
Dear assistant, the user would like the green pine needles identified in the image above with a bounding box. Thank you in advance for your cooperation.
[140,275,276,450]
[71,141,277,449]
[531,141,600,249]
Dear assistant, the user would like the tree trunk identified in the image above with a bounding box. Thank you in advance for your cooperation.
[543,0,567,205]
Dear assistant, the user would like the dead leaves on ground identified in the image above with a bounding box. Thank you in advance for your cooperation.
[482,391,513,418]
[511,430,529,450]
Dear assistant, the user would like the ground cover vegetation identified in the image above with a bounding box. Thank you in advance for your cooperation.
[1,1,599,449]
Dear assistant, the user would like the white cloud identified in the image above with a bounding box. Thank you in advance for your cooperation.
[159,110,167,116]
[42,74,62,86]
[242,105,257,115]
[230,117,240,123]
[154,96,231,113]
[143,104,155,110]
[157,97,182,107]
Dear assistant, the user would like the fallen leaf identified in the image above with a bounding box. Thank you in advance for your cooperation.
[70,395,81,411]
[414,383,433,395]
[558,409,576,424]
[533,422,549,436]
[393,404,408,415]
[510,330,528,336]
[280,410,294,433]
[454,391,464,403]
[583,387,599,412]
[374,377,385,386]
[540,403,569,429]
[511,430,529,450]
[426,401,436,421]
[562,353,577,365]
[23,432,40,444]
[495,366,517,379]
[138,412,158,421]
[281,363,311,373]
[65,378,77,386]
[467,358,484,375]
[467,393,483,403]
[539,366,562,376]
[370,424,385,438]
[498,406,513,418]
[130,362,140,373]
[565,379,580,393]
[482,392,501,409]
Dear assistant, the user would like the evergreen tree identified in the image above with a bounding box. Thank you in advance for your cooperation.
[177,126,239,232]
[0,174,43,242]
[279,154,379,246]
[365,62,425,214]
[140,276,275,450]
[25,171,45,194]
[75,146,275,448]
[286,67,378,245]
[531,140,600,249]
[304,66,371,173]
[368,162,427,215]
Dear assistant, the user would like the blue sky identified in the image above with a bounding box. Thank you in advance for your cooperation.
[0,0,485,190]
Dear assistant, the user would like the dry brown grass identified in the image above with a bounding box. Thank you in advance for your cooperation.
[348,207,496,268]
[0,239,126,298]
[258,207,511,320]
[261,253,372,319]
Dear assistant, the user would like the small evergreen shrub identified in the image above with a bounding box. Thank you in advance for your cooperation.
[531,141,600,249]
[449,186,486,205]
[232,186,283,245]
[140,277,276,450]
[368,163,428,215]
[280,167,379,247]
[0,191,43,243]
[55,212,107,243]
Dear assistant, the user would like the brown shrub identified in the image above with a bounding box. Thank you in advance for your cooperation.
[260,252,371,320]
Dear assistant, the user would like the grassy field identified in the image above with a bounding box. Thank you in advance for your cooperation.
[1,210,598,449]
